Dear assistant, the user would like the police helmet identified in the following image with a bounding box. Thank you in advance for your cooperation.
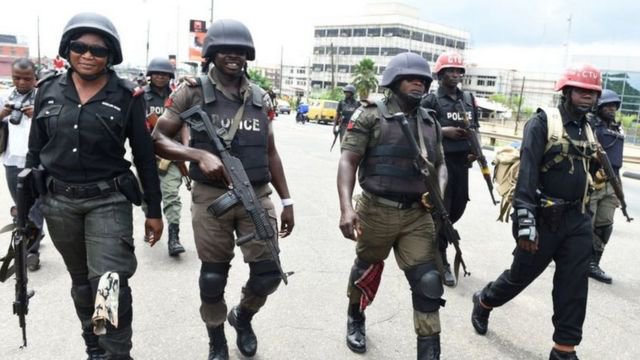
[343,84,356,94]
[202,19,255,61]
[380,52,432,88]
[598,89,621,109]
[554,63,602,94]
[146,57,175,78]
[58,12,122,65]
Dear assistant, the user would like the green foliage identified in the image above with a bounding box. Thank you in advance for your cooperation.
[351,58,378,99]
[247,68,272,90]
[319,87,344,101]
[617,113,637,128]
[488,93,508,105]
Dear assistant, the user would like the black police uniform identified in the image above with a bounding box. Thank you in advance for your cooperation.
[337,97,359,139]
[27,70,162,358]
[478,104,594,346]
[422,87,479,255]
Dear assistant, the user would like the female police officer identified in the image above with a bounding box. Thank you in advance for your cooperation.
[26,13,163,359]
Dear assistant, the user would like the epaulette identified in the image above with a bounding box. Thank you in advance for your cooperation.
[35,71,61,88]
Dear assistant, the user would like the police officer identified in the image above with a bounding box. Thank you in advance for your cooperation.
[333,84,359,141]
[588,89,625,284]
[144,57,188,256]
[421,52,479,287]
[471,64,602,360]
[152,19,294,360]
[26,12,163,359]
[338,52,447,359]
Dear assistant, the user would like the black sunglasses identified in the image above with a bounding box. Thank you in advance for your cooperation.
[69,41,110,58]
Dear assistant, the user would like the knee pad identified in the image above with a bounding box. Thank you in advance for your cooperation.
[71,283,94,308]
[199,262,230,304]
[246,260,282,297]
[405,262,445,313]
[594,224,613,245]
[348,258,370,286]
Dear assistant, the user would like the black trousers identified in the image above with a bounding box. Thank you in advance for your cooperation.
[481,207,592,345]
[438,156,469,254]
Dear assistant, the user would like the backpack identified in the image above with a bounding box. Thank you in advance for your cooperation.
[492,107,596,222]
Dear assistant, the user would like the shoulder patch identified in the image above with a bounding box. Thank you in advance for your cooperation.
[35,72,61,88]
[359,99,377,108]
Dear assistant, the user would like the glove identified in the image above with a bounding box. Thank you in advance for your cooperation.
[515,208,536,243]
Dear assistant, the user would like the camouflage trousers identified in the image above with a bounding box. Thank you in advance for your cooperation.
[589,183,619,252]
[159,162,183,224]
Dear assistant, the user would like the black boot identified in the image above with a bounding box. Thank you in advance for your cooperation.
[207,325,229,360]
[589,251,612,284]
[83,328,107,360]
[417,335,440,360]
[227,306,258,357]
[168,223,185,257]
[346,303,366,353]
[549,348,579,360]
[471,291,491,335]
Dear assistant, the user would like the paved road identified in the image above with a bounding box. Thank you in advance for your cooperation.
[1,113,639,359]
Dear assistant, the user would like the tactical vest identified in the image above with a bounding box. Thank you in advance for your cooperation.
[189,76,270,186]
[339,98,359,125]
[143,85,167,116]
[359,103,439,202]
[426,91,475,155]
[593,117,624,172]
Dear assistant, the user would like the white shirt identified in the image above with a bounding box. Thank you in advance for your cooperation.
[1,87,36,168]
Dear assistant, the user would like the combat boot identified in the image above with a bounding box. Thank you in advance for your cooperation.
[471,291,492,335]
[167,223,185,257]
[346,303,366,353]
[82,328,107,360]
[227,305,258,357]
[549,348,579,360]
[589,251,612,284]
[417,334,440,360]
[207,325,229,360]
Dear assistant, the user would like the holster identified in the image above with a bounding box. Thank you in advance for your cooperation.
[116,171,143,206]
[32,165,48,196]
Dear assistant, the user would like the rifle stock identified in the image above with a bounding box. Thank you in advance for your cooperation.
[596,145,633,222]
[179,106,292,284]
[394,113,470,280]
[457,100,498,205]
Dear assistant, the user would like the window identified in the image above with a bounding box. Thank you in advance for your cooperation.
[313,46,325,55]
[338,65,350,73]
[350,65,357,73]
[381,48,407,56]
[326,29,339,37]
[367,28,381,37]
[477,79,485,86]
[352,47,365,55]
[297,80,306,86]
[378,66,386,75]
[314,29,326,37]
[340,29,352,37]
[424,34,434,43]
[456,41,466,50]
[325,64,334,72]
[353,28,366,37]
[312,64,323,72]
[297,68,306,74]
[382,27,398,37]
[338,47,351,55]
[445,38,455,48]
[337,82,347,88]
[487,80,496,87]
[365,47,379,56]
[422,52,432,61]
[411,31,423,41]
[311,81,322,88]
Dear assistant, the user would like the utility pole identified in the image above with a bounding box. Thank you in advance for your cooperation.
[145,20,150,66]
[330,42,335,89]
[279,46,284,97]
[514,76,525,135]
[36,16,41,68]
[210,0,214,24]
[563,15,572,67]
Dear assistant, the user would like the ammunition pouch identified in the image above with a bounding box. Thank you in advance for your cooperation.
[207,191,240,217]
[116,171,143,206]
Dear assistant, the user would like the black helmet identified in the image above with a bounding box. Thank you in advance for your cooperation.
[380,52,432,88]
[598,89,621,109]
[343,84,356,93]
[58,12,122,65]
[146,57,174,78]
[202,19,255,61]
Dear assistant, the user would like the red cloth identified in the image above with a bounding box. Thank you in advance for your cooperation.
[354,261,384,312]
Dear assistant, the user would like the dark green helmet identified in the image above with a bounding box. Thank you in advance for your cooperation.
[380,52,432,88]
[146,57,174,78]
[58,12,122,65]
[202,19,255,61]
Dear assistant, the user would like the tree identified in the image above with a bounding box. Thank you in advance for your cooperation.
[351,58,378,100]
[247,68,272,90]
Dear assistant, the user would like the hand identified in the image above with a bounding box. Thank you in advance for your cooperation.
[467,153,477,164]
[279,206,294,238]
[441,126,468,140]
[339,207,362,241]
[198,152,229,183]
[517,238,538,254]
[144,218,164,247]
[22,105,34,119]
[0,104,11,118]
[515,208,537,253]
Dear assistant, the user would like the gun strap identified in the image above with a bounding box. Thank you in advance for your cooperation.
[416,110,428,159]
[0,240,16,282]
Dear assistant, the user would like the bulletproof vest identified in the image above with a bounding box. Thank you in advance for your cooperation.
[143,85,167,116]
[189,78,270,186]
[359,105,438,202]
[425,91,475,156]
[339,98,359,124]
[593,117,624,172]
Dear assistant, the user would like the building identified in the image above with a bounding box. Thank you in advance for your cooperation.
[281,64,310,99]
[311,2,470,93]
[0,34,29,78]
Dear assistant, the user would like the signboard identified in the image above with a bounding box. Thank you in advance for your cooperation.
[189,20,207,61]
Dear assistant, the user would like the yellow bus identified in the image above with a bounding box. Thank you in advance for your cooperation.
[307,99,339,124]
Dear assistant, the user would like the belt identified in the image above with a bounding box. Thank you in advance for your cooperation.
[362,191,422,210]
[50,178,119,199]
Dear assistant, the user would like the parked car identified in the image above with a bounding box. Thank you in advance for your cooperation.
[277,100,291,114]
[307,99,339,124]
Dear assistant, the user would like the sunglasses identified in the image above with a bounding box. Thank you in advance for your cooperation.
[69,41,109,58]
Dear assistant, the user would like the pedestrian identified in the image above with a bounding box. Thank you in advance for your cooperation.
[338,52,447,359]
[588,89,625,284]
[471,64,602,360]
[144,57,188,256]
[26,12,163,359]
[333,84,359,141]
[1,58,44,271]
[421,52,480,287]
[152,19,294,360]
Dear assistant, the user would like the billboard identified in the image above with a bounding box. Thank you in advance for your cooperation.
[189,20,207,62]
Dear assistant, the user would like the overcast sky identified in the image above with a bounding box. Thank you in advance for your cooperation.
[2,0,639,73]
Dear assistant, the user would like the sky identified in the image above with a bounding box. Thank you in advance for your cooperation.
[2,0,639,73]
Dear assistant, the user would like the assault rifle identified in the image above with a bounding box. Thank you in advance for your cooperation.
[595,144,633,222]
[456,100,498,205]
[179,106,292,284]
[395,113,470,280]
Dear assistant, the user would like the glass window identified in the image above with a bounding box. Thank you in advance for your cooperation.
[352,47,365,55]
[314,47,325,55]
[398,28,410,39]
[338,65,350,73]
[327,29,339,37]
[378,66,386,75]
[424,34,434,43]
[338,47,351,55]
[366,47,379,56]
[325,64,334,72]
[477,79,485,86]
[411,31,423,41]
[445,38,455,48]
[382,27,398,37]
[337,82,347,88]
[314,29,326,37]
[456,41,466,50]
[367,28,381,37]
[311,81,322,88]
[340,29,352,37]
[312,64,323,72]
[487,80,496,87]
[422,52,432,61]
[353,28,366,37]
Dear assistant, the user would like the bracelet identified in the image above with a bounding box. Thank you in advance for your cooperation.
[281,198,294,207]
